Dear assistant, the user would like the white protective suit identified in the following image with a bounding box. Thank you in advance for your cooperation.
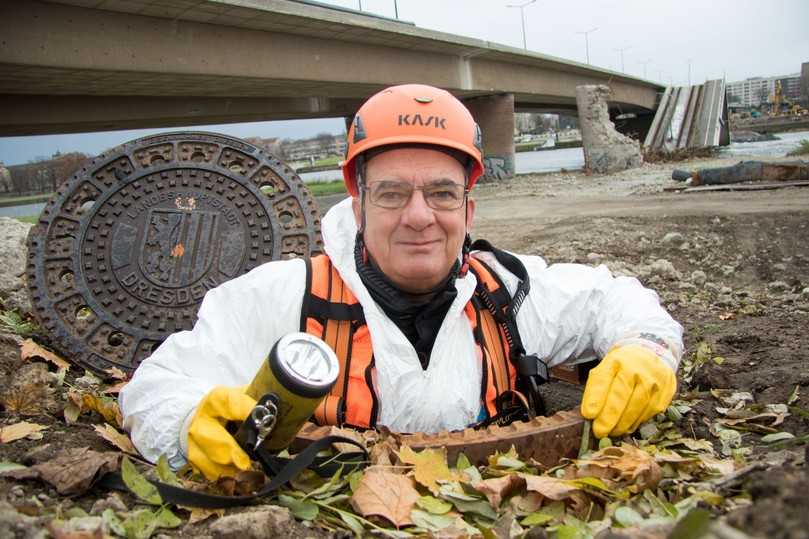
[120,197,683,468]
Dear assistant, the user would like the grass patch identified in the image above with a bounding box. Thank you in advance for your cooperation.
[313,155,342,167]
[0,309,40,337]
[0,193,53,208]
[786,139,809,156]
[307,180,346,197]
[15,215,39,224]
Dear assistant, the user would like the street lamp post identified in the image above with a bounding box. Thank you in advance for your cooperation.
[614,45,630,72]
[687,58,693,87]
[506,0,537,50]
[576,27,598,65]
[639,59,651,79]
[393,0,398,19]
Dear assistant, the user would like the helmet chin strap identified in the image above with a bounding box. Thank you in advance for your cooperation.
[460,174,472,278]
[355,156,369,264]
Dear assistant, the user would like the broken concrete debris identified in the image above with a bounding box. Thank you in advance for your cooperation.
[672,160,809,186]
[575,84,643,174]
[644,80,730,152]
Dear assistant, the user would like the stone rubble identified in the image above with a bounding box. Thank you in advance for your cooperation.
[0,217,33,314]
[575,84,643,175]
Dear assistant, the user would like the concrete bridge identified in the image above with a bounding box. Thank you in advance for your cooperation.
[0,0,664,178]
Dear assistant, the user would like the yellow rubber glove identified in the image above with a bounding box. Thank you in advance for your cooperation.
[581,345,677,439]
[187,386,256,481]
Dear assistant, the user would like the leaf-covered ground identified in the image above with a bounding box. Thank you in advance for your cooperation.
[1,166,808,538]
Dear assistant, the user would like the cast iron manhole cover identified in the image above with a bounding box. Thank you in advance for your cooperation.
[27,132,324,375]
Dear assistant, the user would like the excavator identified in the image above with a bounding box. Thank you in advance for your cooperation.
[769,80,809,117]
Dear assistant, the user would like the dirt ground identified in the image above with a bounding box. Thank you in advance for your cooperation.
[473,154,809,538]
[2,152,808,538]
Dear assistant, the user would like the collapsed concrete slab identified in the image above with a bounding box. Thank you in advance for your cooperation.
[575,85,643,174]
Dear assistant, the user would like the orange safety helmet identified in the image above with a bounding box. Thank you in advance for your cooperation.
[342,84,484,197]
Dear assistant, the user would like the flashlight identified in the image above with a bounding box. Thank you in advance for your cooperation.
[233,332,339,454]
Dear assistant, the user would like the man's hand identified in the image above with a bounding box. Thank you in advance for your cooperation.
[188,386,256,481]
[581,345,676,438]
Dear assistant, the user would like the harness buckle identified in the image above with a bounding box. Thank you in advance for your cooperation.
[514,354,550,383]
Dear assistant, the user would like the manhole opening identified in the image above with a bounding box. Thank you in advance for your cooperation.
[107,332,125,347]
[59,270,74,286]
[259,183,275,196]
[78,200,96,215]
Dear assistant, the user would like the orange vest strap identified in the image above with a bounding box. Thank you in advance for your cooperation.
[469,257,520,419]
[303,255,377,428]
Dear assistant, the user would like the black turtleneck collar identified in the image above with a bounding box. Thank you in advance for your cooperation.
[354,237,459,369]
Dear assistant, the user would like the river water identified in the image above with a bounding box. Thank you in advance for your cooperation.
[2,130,807,219]
[720,129,809,158]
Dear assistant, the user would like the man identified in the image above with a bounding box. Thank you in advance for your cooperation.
[121,84,681,481]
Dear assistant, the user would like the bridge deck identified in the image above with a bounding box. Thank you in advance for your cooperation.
[0,0,663,135]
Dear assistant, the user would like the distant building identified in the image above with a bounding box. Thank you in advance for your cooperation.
[282,134,347,162]
[244,137,283,158]
[726,73,801,107]
[801,62,809,105]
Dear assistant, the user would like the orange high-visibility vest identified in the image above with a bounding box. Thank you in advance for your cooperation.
[301,254,518,429]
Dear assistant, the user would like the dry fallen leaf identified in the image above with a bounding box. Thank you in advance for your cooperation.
[473,473,524,508]
[717,412,786,428]
[20,339,70,370]
[369,438,400,467]
[398,445,458,495]
[94,424,139,456]
[212,470,265,496]
[79,393,124,428]
[350,466,420,528]
[2,382,55,416]
[48,516,106,539]
[1,447,119,495]
[104,366,128,381]
[1,363,59,416]
[509,492,544,514]
[0,421,48,443]
[64,401,81,425]
[698,455,736,475]
[102,381,128,395]
[574,443,662,492]
[323,425,367,454]
[519,473,580,501]
[184,507,225,524]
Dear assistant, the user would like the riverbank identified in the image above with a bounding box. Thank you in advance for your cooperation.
[3,129,807,221]
[0,193,52,208]
[515,139,582,152]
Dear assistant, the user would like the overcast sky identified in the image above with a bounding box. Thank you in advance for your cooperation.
[1,0,807,166]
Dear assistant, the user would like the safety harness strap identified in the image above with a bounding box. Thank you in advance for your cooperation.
[470,239,551,416]
[99,435,367,509]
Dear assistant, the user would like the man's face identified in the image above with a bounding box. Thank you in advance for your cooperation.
[352,147,475,293]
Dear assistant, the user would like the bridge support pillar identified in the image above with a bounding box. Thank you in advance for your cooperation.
[575,85,642,174]
[464,94,515,182]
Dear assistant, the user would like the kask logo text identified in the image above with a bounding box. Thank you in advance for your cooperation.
[397,114,447,129]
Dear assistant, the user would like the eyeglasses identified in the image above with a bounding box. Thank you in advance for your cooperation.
[364,180,468,210]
